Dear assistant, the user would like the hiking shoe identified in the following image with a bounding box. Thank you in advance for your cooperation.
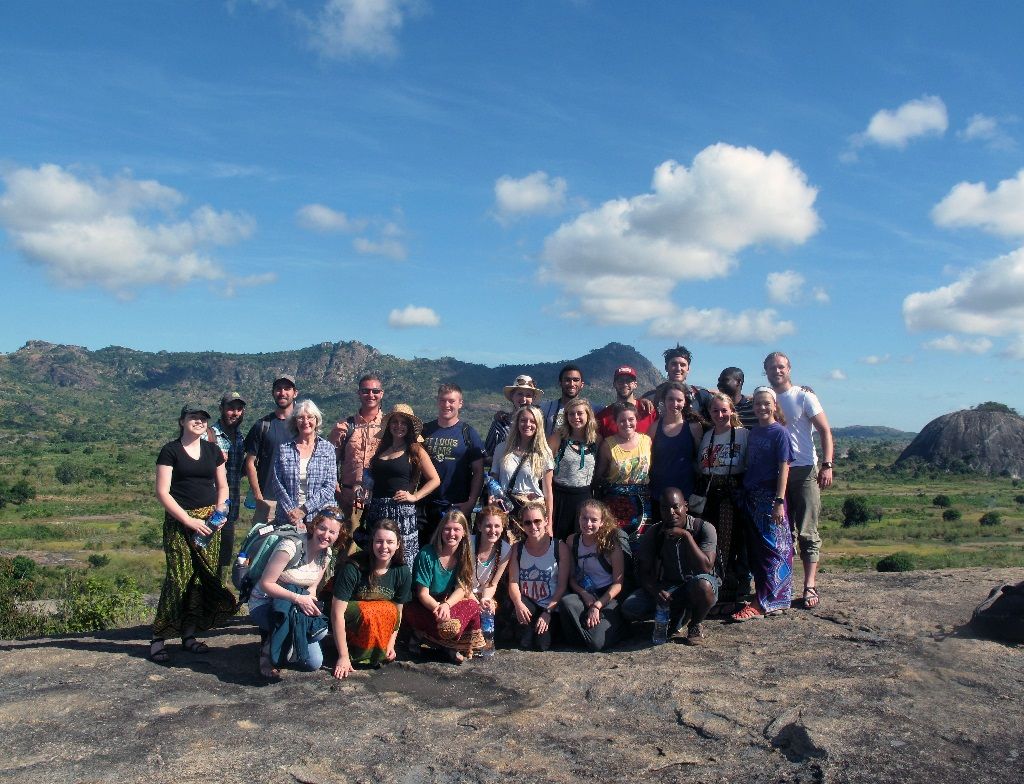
[684,623,706,645]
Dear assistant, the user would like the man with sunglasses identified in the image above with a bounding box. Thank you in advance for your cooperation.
[329,373,385,534]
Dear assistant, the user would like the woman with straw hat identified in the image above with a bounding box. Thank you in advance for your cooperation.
[361,403,440,568]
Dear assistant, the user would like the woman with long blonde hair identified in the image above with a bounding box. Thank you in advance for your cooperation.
[547,398,600,541]
[405,509,483,663]
[489,405,555,535]
[559,499,626,652]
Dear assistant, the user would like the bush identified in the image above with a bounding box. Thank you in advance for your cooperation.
[53,574,148,633]
[1014,494,1024,505]
[54,461,90,485]
[0,479,36,508]
[877,552,915,572]
[842,496,870,527]
[138,526,162,549]
[0,557,48,638]
[87,554,110,568]
[932,494,952,508]
[942,508,962,521]
[979,512,1002,527]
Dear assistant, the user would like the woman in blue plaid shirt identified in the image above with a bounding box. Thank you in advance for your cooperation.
[270,400,339,528]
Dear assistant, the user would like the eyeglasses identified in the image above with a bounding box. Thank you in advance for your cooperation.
[359,388,383,395]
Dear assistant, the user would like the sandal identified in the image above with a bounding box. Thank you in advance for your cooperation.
[149,639,170,664]
[730,603,765,622]
[446,649,465,665]
[182,636,210,654]
[803,586,820,609]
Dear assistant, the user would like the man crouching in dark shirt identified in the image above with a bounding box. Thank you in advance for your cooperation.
[622,487,720,645]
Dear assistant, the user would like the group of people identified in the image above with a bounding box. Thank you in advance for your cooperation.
[149,345,834,675]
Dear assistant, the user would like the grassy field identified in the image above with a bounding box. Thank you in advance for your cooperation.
[1,436,1022,598]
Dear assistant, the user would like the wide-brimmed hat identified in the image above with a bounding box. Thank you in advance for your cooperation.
[503,374,544,402]
[379,403,424,441]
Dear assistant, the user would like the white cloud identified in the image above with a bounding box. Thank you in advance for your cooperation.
[354,236,406,260]
[304,0,420,60]
[903,247,1024,337]
[296,203,366,233]
[860,354,891,365]
[1000,336,1024,360]
[923,335,993,354]
[493,171,567,223]
[648,307,796,345]
[811,286,830,304]
[958,113,1014,149]
[388,304,439,328]
[931,169,1024,238]
[765,270,805,305]
[0,163,256,295]
[541,143,820,326]
[826,369,847,381]
[860,95,948,148]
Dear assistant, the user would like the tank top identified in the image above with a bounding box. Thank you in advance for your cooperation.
[606,434,652,485]
[553,439,597,488]
[650,421,695,497]
[518,538,559,609]
[370,450,412,497]
[572,537,614,592]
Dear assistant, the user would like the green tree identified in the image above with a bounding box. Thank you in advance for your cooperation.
[842,496,870,527]
[942,508,962,522]
[979,512,1002,527]
[932,494,951,508]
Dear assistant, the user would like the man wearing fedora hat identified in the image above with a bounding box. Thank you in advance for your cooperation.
[243,374,298,526]
[209,391,246,579]
[484,374,544,466]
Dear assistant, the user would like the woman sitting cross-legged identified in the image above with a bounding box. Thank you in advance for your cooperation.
[507,500,570,651]
[250,508,344,678]
[331,519,412,679]
[405,509,485,663]
[559,499,626,652]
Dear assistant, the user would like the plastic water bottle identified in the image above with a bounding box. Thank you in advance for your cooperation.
[195,503,228,549]
[484,476,512,514]
[652,600,671,645]
[479,608,496,659]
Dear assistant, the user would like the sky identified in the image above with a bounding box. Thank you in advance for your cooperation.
[1,1,1023,431]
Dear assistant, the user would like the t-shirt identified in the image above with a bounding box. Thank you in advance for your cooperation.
[596,402,658,438]
[491,442,554,498]
[635,517,717,583]
[734,396,758,431]
[156,439,225,510]
[776,387,824,468]
[422,420,485,505]
[697,427,749,477]
[743,423,793,492]
[243,414,292,499]
[413,544,459,600]
[332,559,412,604]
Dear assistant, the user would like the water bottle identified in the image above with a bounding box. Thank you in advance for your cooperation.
[484,476,512,514]
[652,600,671,645]
[579,571,597,594]
[195,503,228,549]
[479,608,496,659]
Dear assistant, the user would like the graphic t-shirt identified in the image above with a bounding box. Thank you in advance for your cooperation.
[422,420,485,505]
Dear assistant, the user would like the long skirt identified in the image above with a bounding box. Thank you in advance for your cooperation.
[362,497,419,569]
[153,507,238,639]
[604,483,651,540]
[405,598,484,656]
[742,488,793,613]
[700,476,748,598]
[344,599,400,666]
[552,483,592,541]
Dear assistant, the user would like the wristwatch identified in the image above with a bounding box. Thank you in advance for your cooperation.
[774,497,785,505]
[821,461,833,470]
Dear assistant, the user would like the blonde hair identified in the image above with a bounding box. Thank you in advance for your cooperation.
[430,508,475,594]
[505,405,554,478]
[578,499,620,557]
[557,398,598,444]
[707,391,742,428]
[752,388,787,425]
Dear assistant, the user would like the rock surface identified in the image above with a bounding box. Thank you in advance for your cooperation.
[2,567,1022,784]
[897,408,1024,477]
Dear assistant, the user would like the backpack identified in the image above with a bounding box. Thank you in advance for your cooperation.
[516,537,562,565]
[970,581,1024,643]
[232,522,307,603]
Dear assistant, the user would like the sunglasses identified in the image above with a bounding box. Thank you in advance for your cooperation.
[359,388,384,395]
[318,509,346,522]
[523,518,546,527]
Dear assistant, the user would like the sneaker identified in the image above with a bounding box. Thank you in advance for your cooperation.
[684,623,706,645]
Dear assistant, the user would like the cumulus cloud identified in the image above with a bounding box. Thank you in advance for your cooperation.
[811,286,830,304]
[765,270,804,305]
[388,304,439,328]
[541,143,820,328]
[931,169,1024,237]
[859,95,948,148]
[354,236,406,260]
[923,335,993,354]
[826,369,847,381]
[493,171,567,223]
[304,0,421,59]
[958,113,1014,149]
[1000,336,1024,360]
[903,247,1024,337]
[859,354,891,365]
[0,163,256,295]
[648,307,796,345]
[296,203,366,233]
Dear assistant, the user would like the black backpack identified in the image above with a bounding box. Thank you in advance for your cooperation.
[569,529,634,592]
[970,581,1024,643]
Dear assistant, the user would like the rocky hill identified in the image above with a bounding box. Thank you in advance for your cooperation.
[896,405,1024,478]
[0,340,663,439]
[833,425,916,442]
[1,567,1022,783]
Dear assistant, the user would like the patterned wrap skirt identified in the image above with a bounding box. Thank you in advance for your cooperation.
[742,487,794,613]
[362,497,420,570]
[344,599,401,666]
[405,597,485,656]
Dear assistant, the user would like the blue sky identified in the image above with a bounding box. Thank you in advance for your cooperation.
[2,1,1023,430]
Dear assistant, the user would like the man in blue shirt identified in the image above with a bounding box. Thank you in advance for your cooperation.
[243,374,298,526]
